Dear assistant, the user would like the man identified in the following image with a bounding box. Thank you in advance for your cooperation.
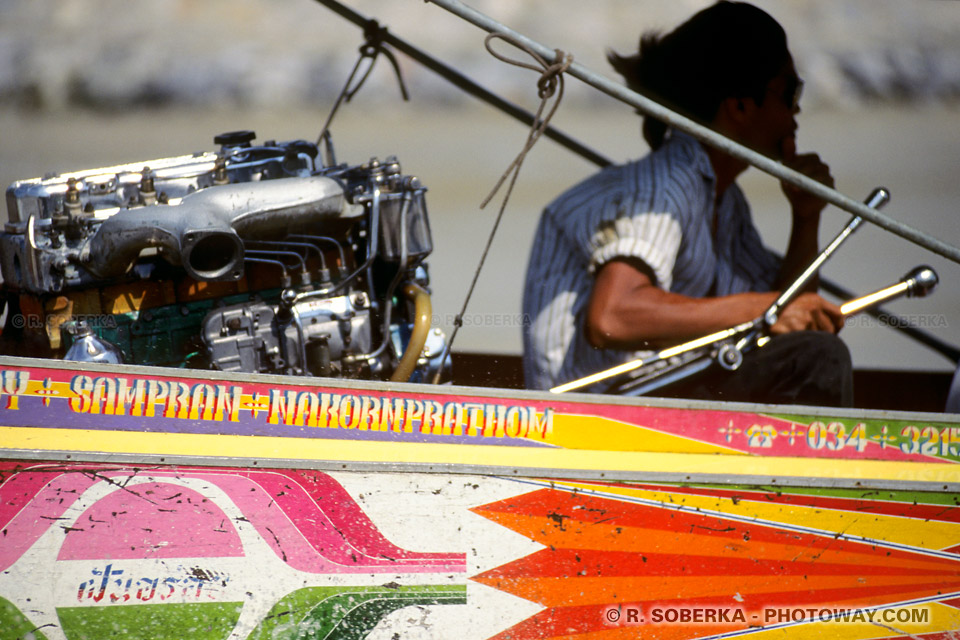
[522,1,853,406]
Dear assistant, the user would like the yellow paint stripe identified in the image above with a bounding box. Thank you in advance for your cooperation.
[731,602,960,639]
[547,413,745,455]
[554,481,960,551]
[2,427,960,486]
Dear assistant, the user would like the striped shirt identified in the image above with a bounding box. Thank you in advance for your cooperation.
[522,131,780,390]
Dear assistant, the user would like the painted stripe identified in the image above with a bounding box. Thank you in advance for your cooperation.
[733,601,959,639]
[574,480,960,521]
[475,573,960,608]
[551,480,960,551]
[474,510,954,573]
[4,426,960,484]
[547,413,746,454]
[473,486,960,639]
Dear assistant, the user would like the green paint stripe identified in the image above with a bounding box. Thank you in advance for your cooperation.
[772,414,960,429]
[247,585,466,640]
[57,602,243,640]
[1,597,49,640]
[771,413,960,461]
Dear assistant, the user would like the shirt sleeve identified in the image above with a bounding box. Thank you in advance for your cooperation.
[587,211,683,291]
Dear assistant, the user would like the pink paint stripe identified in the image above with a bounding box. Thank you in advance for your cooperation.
[0,470,100,571]
[225,471,464,574]
[2,464,464,575]
[0,468,59,530]
[259,470,465,566]
[123,470,464,575]
[549,401,947,463]
[56,480,243,561]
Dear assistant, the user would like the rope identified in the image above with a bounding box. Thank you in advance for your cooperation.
[432,33,572,383]
[317,19,409,148]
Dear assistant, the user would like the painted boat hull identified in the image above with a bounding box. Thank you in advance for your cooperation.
[2,355,959,639]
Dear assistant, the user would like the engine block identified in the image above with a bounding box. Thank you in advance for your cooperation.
[1,130,448,383]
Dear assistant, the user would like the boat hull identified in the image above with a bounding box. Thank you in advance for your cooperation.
[2,355,959,639]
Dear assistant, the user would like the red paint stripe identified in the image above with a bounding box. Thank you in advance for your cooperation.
[486,602,740,640]
[475,548,959,581]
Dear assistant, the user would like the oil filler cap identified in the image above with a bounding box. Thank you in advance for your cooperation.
[214,130,256,149]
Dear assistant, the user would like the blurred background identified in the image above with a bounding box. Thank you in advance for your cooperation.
[1,0,958,374]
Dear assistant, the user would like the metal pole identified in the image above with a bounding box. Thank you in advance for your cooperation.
[425,0,960,265]
[313,0,611,168]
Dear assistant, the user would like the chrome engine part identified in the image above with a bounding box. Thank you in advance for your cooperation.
[202,291,373,377]
[1,131,448,383]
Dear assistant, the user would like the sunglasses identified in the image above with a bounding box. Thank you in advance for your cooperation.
[771,75,804,111]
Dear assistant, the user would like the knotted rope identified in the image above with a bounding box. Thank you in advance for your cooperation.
[317,19,409,150]
[433,33,572,383]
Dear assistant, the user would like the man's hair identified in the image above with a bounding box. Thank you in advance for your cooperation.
[607,1,789,149]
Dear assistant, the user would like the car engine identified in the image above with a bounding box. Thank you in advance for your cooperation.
[1,130,449,383]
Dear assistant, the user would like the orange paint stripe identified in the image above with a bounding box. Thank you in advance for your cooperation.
[473,511,955,573]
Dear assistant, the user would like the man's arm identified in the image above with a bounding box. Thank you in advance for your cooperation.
[585,257,844,350]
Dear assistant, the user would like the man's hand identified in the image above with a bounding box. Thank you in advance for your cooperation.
[770,291,844,334]
[775,138,833,289]
[780,138,834,219]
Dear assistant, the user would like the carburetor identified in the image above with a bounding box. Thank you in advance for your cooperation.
[1,130,448,383]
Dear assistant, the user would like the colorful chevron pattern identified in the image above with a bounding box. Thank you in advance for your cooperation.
[471,480,960,639]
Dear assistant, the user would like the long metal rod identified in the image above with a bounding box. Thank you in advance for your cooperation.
[425,0,960,265]
[840,291,959,362]
[551,320,755,393]
[313,0,611,168]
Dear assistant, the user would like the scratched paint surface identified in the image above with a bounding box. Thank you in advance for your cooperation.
[473,479,960,639]
[2,363,960,464]
[0,464,477,640]
[2,463,960,639]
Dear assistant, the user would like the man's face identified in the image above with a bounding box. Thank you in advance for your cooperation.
[740,59,802,161]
